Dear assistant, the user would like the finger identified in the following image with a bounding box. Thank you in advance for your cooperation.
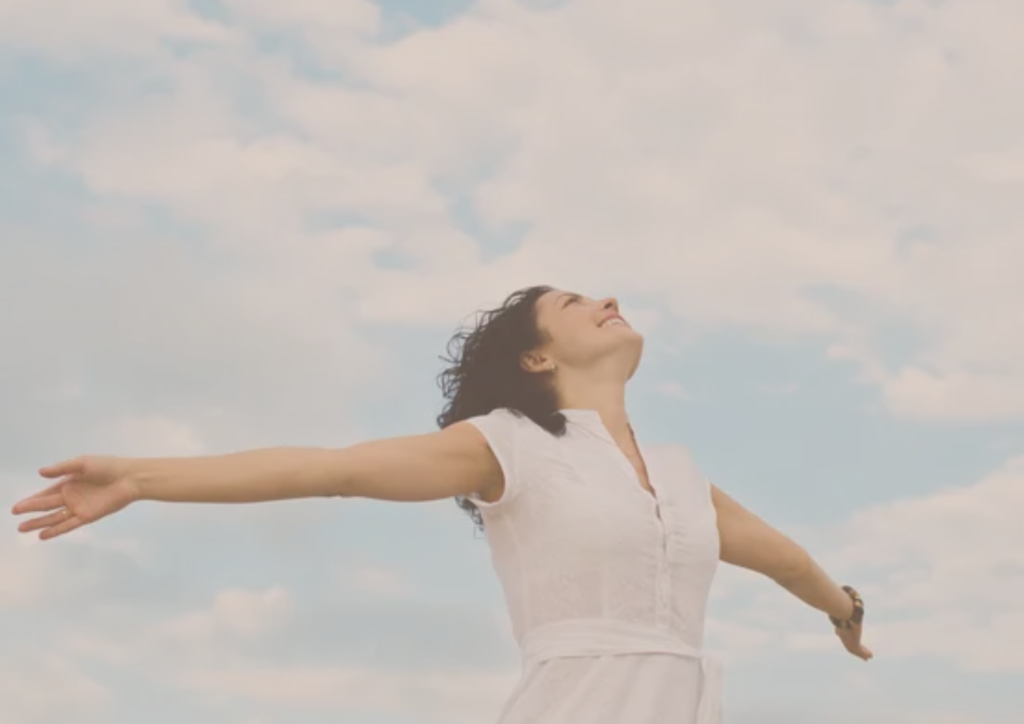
[16,481,63,501]
[847,640,872,661]
[38,514,82,541]
[39,457,86,479]
[836,631,866,658]
[18,508,71,533]
[11,492,65,515]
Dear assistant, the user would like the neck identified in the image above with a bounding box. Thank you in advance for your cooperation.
[557,373,631,439]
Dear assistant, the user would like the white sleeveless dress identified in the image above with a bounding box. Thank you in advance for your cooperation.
[466,408,723,724]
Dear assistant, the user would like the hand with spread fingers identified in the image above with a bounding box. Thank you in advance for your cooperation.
[10,456,140,540]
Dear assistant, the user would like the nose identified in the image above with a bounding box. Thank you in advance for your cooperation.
[599,297,619,312]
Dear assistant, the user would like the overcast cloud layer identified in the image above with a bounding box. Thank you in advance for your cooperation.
[2,1,1022,723]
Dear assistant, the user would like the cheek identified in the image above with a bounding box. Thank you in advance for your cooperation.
[551,323,604,361]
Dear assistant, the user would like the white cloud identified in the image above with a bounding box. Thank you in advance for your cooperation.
[178,666,517,724]
[0,514,155,611]
[2,1,1023,722]
[44,579,518,722]
[0,0,229,58]
[656,380,689,401]
[0,653,109,724]
[707,455,1024,673]
[153,586,295,642]
[0,535,48,607]
[728,704,1007,724]
[219,0,380,40]
[832,456,1024,671]
[8,0,1021,420]
[881,369,1024,423]
[97,415,207,457]
[342,564,417,598]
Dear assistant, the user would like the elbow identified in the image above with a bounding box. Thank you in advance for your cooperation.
[773,548,813,586]
[300,446,357,499]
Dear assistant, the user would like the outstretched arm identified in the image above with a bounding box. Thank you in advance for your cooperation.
[12,422,503,539]
[134,421,502,503]
[711,484,873,660]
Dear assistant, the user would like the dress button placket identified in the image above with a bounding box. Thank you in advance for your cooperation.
[654,503,669,622]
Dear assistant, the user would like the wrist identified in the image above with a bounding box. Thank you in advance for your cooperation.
[829,585,865,629]
[825,586,854,620]
[123,457,156,502]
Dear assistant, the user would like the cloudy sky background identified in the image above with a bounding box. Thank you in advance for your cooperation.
[2,0,1023,722]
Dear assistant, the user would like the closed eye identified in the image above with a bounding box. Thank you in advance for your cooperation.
[560,293,582,308]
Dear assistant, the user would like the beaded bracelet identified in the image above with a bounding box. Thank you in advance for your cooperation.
[829,585,865,630]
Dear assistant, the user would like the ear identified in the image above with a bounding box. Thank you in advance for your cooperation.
[520,350,556,374]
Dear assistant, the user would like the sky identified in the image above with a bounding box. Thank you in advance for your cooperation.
[1,0,1023,722]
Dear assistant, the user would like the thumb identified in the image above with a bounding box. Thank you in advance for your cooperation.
[39,456,88,479]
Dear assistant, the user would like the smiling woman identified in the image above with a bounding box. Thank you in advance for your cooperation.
[435,285,647,524]
[10,284,871,724]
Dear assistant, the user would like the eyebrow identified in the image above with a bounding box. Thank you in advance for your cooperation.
[557,292,582,308]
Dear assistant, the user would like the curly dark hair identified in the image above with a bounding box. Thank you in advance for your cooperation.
[435,285,569,528]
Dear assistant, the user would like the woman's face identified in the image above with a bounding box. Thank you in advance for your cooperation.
[526,289,644,377]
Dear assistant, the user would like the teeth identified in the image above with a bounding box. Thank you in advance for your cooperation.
[602,318,625,327]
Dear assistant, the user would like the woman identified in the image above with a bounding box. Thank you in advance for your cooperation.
[11,285,871,724]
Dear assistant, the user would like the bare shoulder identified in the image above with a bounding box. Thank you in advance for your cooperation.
[709,482,736,509]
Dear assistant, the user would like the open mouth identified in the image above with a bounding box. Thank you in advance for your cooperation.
[599,317,628,328]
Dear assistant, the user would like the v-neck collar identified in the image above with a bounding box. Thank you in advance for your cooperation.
[560,409,660,504]
[560,409,637,443]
